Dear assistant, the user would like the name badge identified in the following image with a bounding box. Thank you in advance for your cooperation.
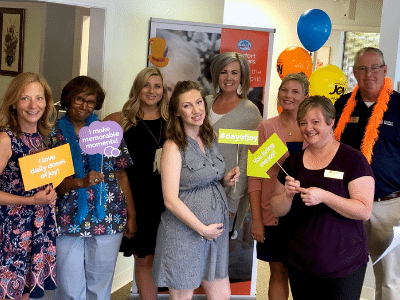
[324,169,344,180]
[349,116,359,123]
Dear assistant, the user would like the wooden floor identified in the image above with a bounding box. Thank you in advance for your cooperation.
[110,280,133,300]
[110,260,293,300]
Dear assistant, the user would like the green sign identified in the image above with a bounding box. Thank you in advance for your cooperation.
[247,133,288,178]
[218,129,258,145]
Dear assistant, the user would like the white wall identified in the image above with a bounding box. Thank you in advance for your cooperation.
[0,1,46,100]
[42,2,75,102]
[100,0,225,117]
[380,0,400,87]
[223,0,383,119]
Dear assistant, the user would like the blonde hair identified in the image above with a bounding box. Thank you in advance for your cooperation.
[166,81,214,150]
[120,67,168,131]
[0,72,56,137]
[279,72,310,96]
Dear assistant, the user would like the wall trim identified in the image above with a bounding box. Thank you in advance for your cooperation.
[111,265,134,294]
[332,25,380,32]
[361,286,375,300]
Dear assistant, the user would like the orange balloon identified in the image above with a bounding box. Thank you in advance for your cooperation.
[276,47,313,80]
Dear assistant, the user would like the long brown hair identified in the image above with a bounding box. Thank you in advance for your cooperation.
[166,80,214,149]
[120,67,168,132]
[0,72,56,137]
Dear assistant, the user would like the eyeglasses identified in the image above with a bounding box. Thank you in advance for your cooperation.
[353,65,385,73]
[73,96,97,108]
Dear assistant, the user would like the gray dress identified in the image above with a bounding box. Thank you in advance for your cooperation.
[152,137,229,290]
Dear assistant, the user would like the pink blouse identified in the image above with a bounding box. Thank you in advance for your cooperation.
[248,116,306,226]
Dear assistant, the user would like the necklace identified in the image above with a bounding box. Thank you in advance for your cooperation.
[280,116,295,137]
[142,118,163,173]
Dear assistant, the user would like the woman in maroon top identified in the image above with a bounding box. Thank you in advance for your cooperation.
[271,96,374,300]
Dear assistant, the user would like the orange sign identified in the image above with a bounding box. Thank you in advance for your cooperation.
[19,144,74,191]
[220,28,270,87]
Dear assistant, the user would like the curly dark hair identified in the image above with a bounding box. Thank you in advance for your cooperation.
[60,76,105,111]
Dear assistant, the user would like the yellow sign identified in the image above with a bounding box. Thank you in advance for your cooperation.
[218,129,258,145]
[19,144,75,191]
[247,133,288,178]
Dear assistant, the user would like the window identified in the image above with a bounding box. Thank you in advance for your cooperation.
[342,32,380,91]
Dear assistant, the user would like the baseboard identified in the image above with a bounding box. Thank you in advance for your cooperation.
[118,271,375,299]
[131,295,255,300]
[111,265,134,293]
[361,286,375,300]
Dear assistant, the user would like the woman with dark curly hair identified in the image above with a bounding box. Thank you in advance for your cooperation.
[51,76,134,299]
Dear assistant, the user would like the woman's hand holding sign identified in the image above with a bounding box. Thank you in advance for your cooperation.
[284,176,301,198]
[298,186,326,206]
[271,176,300,217]
[31,185,57,206]
[82,170,104,188]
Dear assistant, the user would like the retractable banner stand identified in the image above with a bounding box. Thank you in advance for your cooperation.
[146,18,275,298]
[148,18,275,118]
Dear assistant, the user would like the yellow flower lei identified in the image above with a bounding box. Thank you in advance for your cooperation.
[334,77,393,164]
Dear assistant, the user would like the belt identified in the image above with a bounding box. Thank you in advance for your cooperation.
[375,191,400,202]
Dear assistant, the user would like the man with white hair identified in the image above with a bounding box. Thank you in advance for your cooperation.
[334,47,400,300]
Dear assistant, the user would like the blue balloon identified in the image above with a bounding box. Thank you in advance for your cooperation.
[297,9,332,52]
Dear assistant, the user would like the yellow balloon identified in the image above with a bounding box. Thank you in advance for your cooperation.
[309,65,347,103]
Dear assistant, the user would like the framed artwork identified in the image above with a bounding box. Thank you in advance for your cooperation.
[311,46,331,69]
[0,8,25,76]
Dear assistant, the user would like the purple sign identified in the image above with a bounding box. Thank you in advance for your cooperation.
[79,121,123,157]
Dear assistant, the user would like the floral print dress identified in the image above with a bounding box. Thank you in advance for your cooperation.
[51,124,133,237]
[0,128,57,299]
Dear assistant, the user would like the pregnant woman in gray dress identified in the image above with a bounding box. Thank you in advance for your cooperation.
[152,80,240,300]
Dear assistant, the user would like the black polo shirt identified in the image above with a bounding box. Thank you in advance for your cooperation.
[335,90,400,198]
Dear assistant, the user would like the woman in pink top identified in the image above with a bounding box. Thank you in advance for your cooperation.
[248,72,309,299]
